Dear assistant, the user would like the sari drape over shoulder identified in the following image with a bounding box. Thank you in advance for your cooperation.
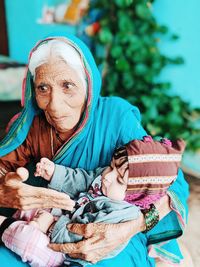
[0,34,189,267]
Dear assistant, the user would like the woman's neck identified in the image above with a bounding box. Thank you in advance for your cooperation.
[55,129,75,143]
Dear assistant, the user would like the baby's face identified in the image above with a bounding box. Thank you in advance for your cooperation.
[101,161,128,201]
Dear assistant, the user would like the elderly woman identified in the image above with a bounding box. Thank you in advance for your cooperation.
[0,35,190,267]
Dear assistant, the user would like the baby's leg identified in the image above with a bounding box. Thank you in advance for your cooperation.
[35,157,55,181]
[2,221,65,267]
[29,210,54,233]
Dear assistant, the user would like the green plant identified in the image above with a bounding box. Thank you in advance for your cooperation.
[90,0,200,151]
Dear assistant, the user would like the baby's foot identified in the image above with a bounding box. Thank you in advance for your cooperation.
[35,157,55,181]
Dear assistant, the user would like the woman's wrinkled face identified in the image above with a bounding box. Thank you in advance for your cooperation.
[34,58,86,134]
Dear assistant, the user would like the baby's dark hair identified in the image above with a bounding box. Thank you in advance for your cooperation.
[112,146,129,184]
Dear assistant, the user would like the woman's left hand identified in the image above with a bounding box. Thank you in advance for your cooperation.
[49,217,145,263]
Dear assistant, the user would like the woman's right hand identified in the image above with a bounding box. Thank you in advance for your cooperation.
[50,195,172,263]
[50,217,145,263]
[0,167,75,210]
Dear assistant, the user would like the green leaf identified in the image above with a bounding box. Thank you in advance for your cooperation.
[165,113,184,126]
[99,28,113,43]
[115,57,130,71]
[146,123,162,136]
[135,4,151,19]
[118,15,133,32]
[90,0,200,151]
[171,34,179,40]
[111,46,122,58]
[115,0,133,8]
[171,56,184,65]
[106,72,118,94]
[122,72,135,89]
[157,25,169,34]
[134,63,148,75]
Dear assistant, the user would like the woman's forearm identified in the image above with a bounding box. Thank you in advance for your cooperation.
[154,195,171,220]
[128,195,171,236]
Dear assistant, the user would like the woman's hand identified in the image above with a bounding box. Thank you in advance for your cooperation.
[49,195,171,264]
[49,215,145,264]
[0,167,75,210]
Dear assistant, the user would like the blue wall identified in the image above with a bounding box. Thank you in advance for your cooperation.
[153,0,200,108]
[5,0,200,107]
[5,0,76,63]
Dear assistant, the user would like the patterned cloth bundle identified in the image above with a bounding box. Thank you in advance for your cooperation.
[113,136,186,209]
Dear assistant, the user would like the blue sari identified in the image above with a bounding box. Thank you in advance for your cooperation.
[0,35,189,267]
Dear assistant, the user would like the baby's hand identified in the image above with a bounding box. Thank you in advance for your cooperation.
[35,158,55,181]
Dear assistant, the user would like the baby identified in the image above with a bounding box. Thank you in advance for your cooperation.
[0,136,185,267]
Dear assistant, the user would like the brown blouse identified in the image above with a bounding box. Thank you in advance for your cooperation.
[0,114,63,176]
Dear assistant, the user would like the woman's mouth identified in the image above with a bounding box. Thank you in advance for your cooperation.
[51,116,68,122]
[45,111,68,123]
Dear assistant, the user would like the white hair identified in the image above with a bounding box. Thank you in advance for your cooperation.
[28,40,87,91]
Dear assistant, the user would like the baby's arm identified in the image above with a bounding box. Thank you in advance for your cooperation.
[35,157,55,181]
[48,166,104,198]
[35,158,105,198]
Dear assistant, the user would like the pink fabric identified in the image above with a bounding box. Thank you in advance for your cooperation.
[124,193,165,209]
[143,135,153,143]
[13,209,51,221]
[21,67,28,107]
[6,113,21,133]
[2,221,64,267]
[161,138,172,147]
[148,244,182,266]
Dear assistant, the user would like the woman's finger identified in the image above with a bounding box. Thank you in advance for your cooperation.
[69,252,99,263]
[4,169,28,184]
[36,187,71,199]
[37,189,75,209]
[49,236,106,254]
[15,183,73,202]
[21,202,75,210]
[15,193,75,210]
[49,235,120,262]
[1,170,75,210]
[49,242,76,253]
[14,202,75,210]
[67,222,103,238]
[49,239,88,254]
[67,241,117,262]
[5,183,75,210]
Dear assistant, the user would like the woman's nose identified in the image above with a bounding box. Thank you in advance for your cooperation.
[47,90,64,112]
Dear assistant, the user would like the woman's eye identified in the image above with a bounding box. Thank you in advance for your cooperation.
[36,85,49,94]
[63,81,75,90]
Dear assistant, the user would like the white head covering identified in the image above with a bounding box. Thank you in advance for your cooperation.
[28,40,87,91]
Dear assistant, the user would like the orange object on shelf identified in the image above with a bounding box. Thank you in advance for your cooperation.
[63,0,89,25]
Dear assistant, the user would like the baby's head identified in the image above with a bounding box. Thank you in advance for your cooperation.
[102,136,186,207]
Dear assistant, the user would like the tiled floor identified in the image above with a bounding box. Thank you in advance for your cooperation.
[0,102,199,266]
